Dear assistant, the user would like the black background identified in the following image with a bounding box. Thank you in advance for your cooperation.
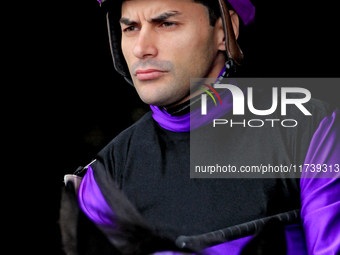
[18,0,339,254]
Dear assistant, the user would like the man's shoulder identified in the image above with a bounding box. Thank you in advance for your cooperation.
[116,110,155,139]
[305,97,337,117]
[252,86,337,121]
[286,95,337,128]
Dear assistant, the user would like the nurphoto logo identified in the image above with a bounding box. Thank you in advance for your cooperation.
[198,83,312,128]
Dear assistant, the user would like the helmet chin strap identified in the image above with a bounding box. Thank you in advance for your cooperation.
[217,0,244,66]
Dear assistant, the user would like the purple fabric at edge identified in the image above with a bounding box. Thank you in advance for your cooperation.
[227,0,255,26]
[78,165,116,226]
[300,109,340,255]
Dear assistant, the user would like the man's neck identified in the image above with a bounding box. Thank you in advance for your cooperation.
[163,60,228,116]
[164,54,227,113]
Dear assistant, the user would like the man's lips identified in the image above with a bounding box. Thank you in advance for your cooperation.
[135,69,167,81]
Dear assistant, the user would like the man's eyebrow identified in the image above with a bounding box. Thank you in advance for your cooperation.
[150,10,183,23]
[119,17,137,26]
[119,10,183,26]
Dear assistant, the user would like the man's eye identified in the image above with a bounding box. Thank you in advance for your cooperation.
[161,22,176,28]
[124,26,138,32]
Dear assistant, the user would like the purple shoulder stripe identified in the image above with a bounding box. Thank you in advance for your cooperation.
[300,109,340,254]
[78,165,116,227]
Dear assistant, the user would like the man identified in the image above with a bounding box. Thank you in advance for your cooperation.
[60,0,340,254]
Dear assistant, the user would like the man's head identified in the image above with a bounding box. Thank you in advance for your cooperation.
[120,0,240,107]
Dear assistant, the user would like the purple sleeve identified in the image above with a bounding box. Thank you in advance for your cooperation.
[300,109,340,255]
[78,165,116,227]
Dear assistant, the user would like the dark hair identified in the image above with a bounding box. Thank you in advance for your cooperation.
[193,0,234,26]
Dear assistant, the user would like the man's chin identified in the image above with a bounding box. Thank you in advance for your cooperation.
[137,90,182,107]
[139,93,189,109]
[134,81,171,106]
[139,96,172,107]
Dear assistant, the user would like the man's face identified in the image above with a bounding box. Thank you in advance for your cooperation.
[120,0,224,107]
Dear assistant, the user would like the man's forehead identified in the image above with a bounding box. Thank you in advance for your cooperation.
[122,0,193,4]
[121,0,199,19]
[120,10,184,26]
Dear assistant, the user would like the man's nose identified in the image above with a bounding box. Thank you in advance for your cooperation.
[132,28,158,59]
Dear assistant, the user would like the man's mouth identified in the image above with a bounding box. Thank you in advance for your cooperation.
[135,69,167,81]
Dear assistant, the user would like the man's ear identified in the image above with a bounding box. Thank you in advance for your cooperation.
[216,10,240,51]
[229,10,239,40]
